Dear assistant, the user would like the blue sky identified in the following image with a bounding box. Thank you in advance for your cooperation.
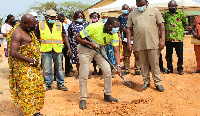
[0,0,100,20]
[1,0,200,20]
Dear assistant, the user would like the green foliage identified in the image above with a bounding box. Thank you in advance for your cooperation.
[59,1,91,18]
[0,17,5,26]
[28,1,91,19]
[28,1,58,16]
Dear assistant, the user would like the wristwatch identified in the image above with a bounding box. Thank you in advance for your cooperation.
[116,65,122,68]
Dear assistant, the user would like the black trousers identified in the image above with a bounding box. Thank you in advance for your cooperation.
[165,41,183,71]
[63,45,72,74]
[159,53,164,69]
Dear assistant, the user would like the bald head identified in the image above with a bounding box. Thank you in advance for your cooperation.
[168,0,178,13]
[20,14,36,32]
[168,0,178,7]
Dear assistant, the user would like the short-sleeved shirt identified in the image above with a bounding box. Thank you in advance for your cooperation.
[118,14,128,39]
[80,23,119,46]
[194,15,200,36]
[163,10,188,42]
[127,7,164,52]
[1,23,12,48]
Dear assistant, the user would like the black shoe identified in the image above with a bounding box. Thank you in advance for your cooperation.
[57,85,68,91]
[121,66,124,70]
[97,70,103,75]
[92,70,97,75]
[75,74,79,79]
[167,69,173,74]
[46,86,52,91]
[70,68,75,73]
[156,85,164,92]
[160,67,167,74]
[135,71,141,75]
[142,84,150,90]
[122,71,129,75]
[178,70,184,75]
[104,94,118,102]
[34,112,45,116]
[65,73,72,77]
[79,100,87,110]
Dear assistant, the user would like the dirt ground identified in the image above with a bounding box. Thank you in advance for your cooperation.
[0,35,200,116]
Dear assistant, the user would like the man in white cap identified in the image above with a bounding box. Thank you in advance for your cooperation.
[35,10,72,91]
[30,11,39,35]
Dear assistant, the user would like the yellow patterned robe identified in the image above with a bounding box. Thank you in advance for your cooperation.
[7,24,46,116]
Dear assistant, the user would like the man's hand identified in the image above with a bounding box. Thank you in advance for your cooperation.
[67,49,72,56]
[158,41,165,51]
[127,43,133,52]
[116,66,122,76]
[29,58,39,68]
[90,43,100,49]
[193,32,199,38]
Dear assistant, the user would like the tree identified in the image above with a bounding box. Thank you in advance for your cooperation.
[28,1,58,16]
[59,1,91,19]
[28,1,91,19]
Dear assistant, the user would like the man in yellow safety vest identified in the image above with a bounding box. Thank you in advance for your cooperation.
[35,10,71,91]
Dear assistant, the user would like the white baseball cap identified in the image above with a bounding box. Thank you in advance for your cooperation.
[29,12,37,17]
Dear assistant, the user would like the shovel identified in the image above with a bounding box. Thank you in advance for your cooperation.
[94,47,133,88]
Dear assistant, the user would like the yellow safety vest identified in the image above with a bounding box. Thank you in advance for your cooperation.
[39,21,63,53]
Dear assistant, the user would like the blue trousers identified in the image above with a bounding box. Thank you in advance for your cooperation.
[42,50,64,87]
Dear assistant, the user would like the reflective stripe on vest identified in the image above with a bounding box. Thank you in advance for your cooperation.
[40,40,52,43]
[56,21,61,31]
[111,40,119,44]
[40,21,45,30]
[53,40,63,44]
[82,29,98,44]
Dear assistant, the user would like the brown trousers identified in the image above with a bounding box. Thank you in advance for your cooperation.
[138,49,162,85]
[78,44,112,100]
[123,44,140,72]
[194,45,200,70]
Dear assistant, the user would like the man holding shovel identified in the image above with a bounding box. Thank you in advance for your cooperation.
[74,17,122,110]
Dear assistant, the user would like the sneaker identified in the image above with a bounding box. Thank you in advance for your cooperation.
[57,85,68,91]
[104,94,118,102]
[79,100,87,110]
[142,83,150,90]
[156,85,164,92]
